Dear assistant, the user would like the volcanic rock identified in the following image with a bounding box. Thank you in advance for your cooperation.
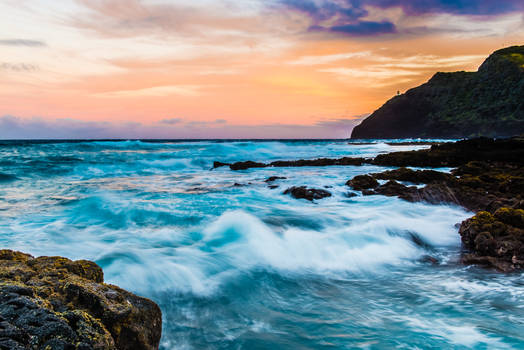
[0,250,162,350]
[283,186,332,201]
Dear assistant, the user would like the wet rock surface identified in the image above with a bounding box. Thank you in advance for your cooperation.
[283,186,332,201]
[221,157,366,171]
[212,161,230,169]
[346,175,378,191]
[0,250,162,350]
[229,161,266,171]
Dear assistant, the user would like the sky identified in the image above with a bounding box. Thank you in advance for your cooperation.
[0,0,523,139]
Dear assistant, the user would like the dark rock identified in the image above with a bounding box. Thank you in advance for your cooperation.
[283,186,332,201]
[212,161,230,169]
[345,192,358,198]
[371,167,454,184]
[373,137,524,168]
[268,185,279,189]
[230,161,266,171]
[265,176,286,183]
[385,142,442,146]
[362,189,376,196]
[269,157,365,167]
[346,175,379,190]
[351,45,524,139]
[370,181,419,200]
[461,254,515,272]
[0,250,162,350]
[358,139,524,212]
[226,157,367,171]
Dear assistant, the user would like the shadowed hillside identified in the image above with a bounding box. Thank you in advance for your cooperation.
[351,46,524,139]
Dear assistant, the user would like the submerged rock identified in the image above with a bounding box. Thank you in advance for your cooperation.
[0,250,162,350]
[265,176,287,183]
[283,186,332,201]
[420,255,440,265]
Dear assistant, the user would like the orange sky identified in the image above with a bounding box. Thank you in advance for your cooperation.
[0,0,523,138]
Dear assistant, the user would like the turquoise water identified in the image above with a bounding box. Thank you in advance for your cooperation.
[0,140,522,349]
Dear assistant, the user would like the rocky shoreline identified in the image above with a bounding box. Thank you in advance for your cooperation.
[0,250,162,350]
[346,138,524,271]
[215,136,524,272]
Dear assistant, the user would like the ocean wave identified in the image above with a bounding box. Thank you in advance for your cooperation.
[95,205,467,296]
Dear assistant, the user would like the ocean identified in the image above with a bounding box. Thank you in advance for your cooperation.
[0,139,522,349]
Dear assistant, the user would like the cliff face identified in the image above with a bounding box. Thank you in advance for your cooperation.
[351,46,524,139]
[0,250,162,350]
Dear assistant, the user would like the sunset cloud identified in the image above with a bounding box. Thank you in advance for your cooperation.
[280,0,524,38]
[0,63,39,72]
[288,51,371,66]
[0,0,522,138]
[0,39,46,47]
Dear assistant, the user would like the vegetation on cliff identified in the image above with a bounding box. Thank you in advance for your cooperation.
[351,45,524,139]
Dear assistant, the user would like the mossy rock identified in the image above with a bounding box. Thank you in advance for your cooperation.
[459,209,524,271]
[0,250,162,350]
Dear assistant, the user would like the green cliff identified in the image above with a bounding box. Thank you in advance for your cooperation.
[351,45,524,139]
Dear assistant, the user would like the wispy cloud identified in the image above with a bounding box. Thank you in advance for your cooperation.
[374,54,487,69]
[318,52,487,87]
[71,0,275,42]
[289,51,371,65]
[93,85,201,98]
[0,39,46,47]
[0,63,39,72]
[320,67,419,80]
[160,118,183,125]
